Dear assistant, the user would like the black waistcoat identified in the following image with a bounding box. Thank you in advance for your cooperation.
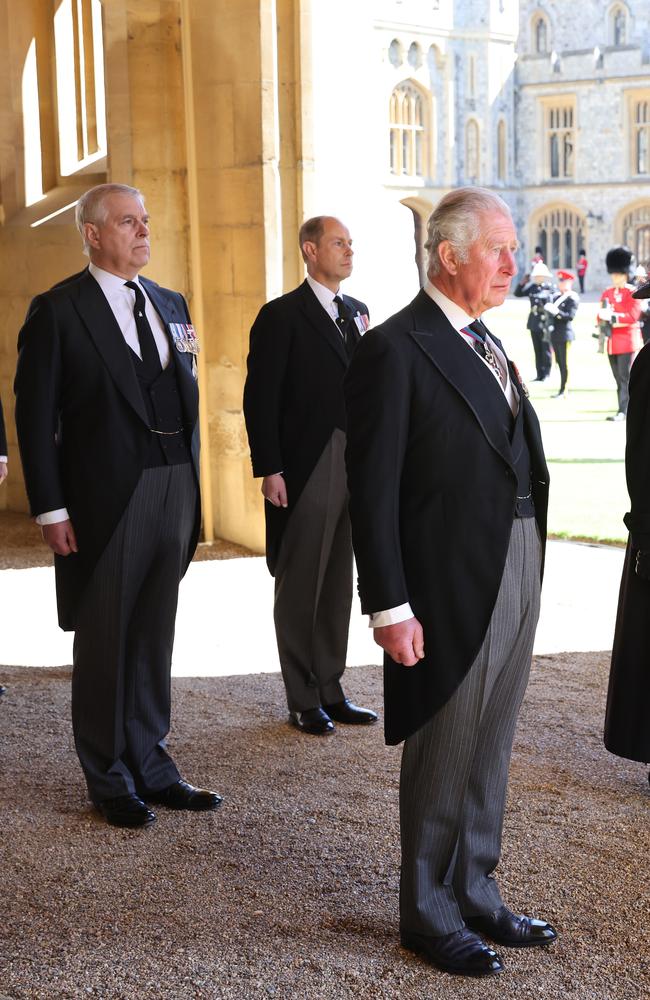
[130,350,190,467]
[499,385,534,518]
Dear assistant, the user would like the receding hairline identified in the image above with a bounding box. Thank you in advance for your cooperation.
[299,215,348,245]
[298,215,350,263]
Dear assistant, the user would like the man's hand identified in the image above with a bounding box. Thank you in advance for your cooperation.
[0,461,6,484]
[42,519,78,556]
[374,617,425,667]
[635,550,650,580]
[262,473,288,508]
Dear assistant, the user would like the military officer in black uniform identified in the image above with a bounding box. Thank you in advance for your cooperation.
[514,261,557,382]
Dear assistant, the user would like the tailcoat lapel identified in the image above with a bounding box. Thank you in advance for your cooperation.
[297,280,348,365]
[71,271,149,427]
[408,289,514,470]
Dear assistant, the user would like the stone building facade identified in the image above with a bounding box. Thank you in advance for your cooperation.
[379,0,650,290]
[0,0,648,550]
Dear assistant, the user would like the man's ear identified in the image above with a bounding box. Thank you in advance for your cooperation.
[84,223,100,250]
[437,240,458,276]
[302,241,316,266]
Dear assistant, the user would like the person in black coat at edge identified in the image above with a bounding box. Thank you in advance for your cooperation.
[605,276,650,784]
[0,395,6,699]
[543,269,580,399]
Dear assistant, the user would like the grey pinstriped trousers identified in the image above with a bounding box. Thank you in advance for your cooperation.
[399,516,542,937]
[273,428,353,712]
[71,463,197,804]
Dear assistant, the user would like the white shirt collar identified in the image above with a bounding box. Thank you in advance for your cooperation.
[89,262,142,299]
[424,280,518,412]
[423,280,476,333]
[306,273,339,312]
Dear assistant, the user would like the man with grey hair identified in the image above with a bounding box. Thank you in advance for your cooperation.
[345,187,556,976]
[244,216,377,734]
[15,183,222,827]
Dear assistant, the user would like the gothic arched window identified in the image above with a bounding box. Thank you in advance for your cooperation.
[389,81,430,179]
[535,206,586,270]
[533,15,549,54]
[610,5,627,46]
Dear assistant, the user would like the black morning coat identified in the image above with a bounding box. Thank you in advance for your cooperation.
[606,342,650,763]
[243,279,368,574]
[344,289,549,746]
[14,268,201,631]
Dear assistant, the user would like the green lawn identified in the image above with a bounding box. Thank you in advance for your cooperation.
[489,296,630,544]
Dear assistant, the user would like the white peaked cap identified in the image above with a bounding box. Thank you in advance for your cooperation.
[531,261,552,278]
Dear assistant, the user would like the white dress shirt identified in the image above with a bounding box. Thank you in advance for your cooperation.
[369,281,519,629]
[36,264,170,526]
[306,273,343,327]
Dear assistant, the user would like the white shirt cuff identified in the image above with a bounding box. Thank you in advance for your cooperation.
[0,456,6,463]
[369,603,414,628]
[35,508,70,525]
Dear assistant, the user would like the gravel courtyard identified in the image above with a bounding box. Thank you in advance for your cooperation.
[0,648,647,1000]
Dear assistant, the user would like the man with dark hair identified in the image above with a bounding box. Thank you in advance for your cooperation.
[345,187,556,977]
[15,183,222,827]
[244,216,377,735]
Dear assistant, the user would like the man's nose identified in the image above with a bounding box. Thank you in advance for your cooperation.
[502,250,516,274]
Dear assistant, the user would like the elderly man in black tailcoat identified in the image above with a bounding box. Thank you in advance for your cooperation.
[344,188,557,978]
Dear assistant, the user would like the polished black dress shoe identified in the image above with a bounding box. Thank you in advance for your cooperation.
[0,685,5,698]
[401,928,504,977]
[289,707,335,735]
[322,698,378,725]
[97,794,156,828]
[466,906,557,947]
[146,779,223,811]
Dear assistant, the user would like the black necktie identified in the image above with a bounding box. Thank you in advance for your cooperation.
[333,295,358,357]
[124,281,162,376]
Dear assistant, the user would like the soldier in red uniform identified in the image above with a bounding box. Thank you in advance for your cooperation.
[596,246,643,421]
[576,250,588,294]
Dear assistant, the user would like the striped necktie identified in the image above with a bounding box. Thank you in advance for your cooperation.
[463,320,504,386]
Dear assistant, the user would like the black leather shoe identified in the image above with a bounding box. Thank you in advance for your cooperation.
[97,794,156,828]
[322,698,378,725]
[401,928,504,977]
[289,707,335,735]
[466,906,557,947]
[146,779,223,811]
[0,685,5,698]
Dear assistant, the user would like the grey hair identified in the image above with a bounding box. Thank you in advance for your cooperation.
[75,183,144,255]
[424,187,512,277]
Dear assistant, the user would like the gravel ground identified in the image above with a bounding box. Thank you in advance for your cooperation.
[0,650,648,1000]
[0,511,253,569]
